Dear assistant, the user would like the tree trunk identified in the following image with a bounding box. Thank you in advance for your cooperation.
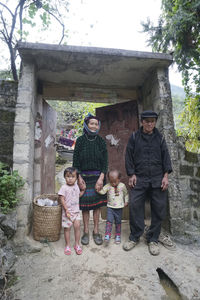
[9,44,18,81]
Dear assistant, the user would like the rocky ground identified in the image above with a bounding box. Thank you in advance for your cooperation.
[8,221,200,300]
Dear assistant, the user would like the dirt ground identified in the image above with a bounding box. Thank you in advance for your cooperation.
[10,219,200,300]
[8,164,200,300]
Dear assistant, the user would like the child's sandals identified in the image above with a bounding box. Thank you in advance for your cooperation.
[104,235,110,243]
[64,246,71,255]
[74,245,82,255]
[115,235,121,244]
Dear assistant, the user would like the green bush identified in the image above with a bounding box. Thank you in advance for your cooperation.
[0,162,24,214]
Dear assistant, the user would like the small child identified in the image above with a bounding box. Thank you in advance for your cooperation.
[97,170,129,244]
[58,167,85,255]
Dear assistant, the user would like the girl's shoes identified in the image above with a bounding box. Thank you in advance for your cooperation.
[64,246,71,255]
[74,245,82,255]
[115,235,121,244]
[104,235,110,242]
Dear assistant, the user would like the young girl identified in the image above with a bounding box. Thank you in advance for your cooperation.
[97,170,129,244]
[58,167,85,255]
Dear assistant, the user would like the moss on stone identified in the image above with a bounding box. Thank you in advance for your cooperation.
[190,179,200,193]
[195,167,200,178]
[0,110,15,123]
[193,210,198,220]
[180,165,194,176]
[184,151,198,163]
[190,194,200,208]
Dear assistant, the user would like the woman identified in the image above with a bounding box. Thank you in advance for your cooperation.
[73,113,108,245]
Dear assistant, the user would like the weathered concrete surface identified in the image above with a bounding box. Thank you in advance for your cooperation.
[17,42,173,102]
[17,42,173,89]
[11,222,200,300]
[13,62,37,248]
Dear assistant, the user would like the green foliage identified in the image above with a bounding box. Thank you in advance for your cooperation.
[0,0,69,80]
[142,0,200,98]
[172,94,184,129]
[177,96,200,153]
[0,162,24,214]
[48,100,107,136]
[142,0,200,153]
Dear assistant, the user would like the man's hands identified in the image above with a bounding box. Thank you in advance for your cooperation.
[129,174,137,188]
[161,173,169,191]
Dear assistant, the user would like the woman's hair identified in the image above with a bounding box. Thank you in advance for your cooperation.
[83,113,101,136]
[84,114,100,125]
[64,167,78,178]
[108,169,121,180]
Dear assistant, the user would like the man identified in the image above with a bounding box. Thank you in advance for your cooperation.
[123,110,172,255]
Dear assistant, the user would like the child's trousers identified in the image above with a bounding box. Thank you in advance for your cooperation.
[105,207,123,237]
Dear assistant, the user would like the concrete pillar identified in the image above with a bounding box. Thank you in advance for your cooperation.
[13,62,37,249]
[33,95,43,197]
[142,68,184,236]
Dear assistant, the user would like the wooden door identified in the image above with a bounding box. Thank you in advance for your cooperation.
[41,100,57,194]
[96,100,139,219]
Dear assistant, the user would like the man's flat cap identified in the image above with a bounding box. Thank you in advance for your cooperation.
[141,110,158,119]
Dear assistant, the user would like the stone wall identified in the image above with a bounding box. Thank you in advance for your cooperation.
[142,68,184,236]
[0,212,17,291]
[178,137,200,242]
[12,62,38,250]
[0,80,18,167]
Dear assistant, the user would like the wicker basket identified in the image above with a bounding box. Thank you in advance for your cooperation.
[33,194,61,242]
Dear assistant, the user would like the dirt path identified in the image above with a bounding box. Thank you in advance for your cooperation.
[10,166,200,299]
[11,221,200,300]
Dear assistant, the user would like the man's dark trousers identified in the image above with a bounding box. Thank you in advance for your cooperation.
[129,183,167,243]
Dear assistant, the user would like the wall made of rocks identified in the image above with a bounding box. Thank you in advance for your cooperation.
[0,80,18,167]
[12,62,38,251]
[142,68,184,236]
[178,137,200,241]
[0,211,17,298]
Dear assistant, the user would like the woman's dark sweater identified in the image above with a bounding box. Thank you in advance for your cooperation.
[73,134,108,174]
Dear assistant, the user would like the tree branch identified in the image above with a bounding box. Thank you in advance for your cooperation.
[0,29,8,43]
[19,0,26,41]
[42,6,65,44]
[0,2,14,17]
[0,11,9,41]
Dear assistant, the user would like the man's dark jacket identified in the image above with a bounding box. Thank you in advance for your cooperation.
[125,127,172,188]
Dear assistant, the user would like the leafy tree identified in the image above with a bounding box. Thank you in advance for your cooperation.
[142,0,200,97]
[48,100,107,136]
[177,96,200,153]
[0,0,69,80]
[142,0,200,152]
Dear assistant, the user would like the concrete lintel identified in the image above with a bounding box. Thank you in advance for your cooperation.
[43,82,139,102]
[17,42,173,61]
[17,42,173,90]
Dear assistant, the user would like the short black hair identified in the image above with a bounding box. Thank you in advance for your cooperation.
[108,169,121,179]
[64,167,78,178]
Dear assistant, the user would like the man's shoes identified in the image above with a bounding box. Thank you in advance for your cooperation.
[81,232,89,245]
[123,240,138,251]
[158,232,176,251]
[93,231,103,245]
[148,242,160,256]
